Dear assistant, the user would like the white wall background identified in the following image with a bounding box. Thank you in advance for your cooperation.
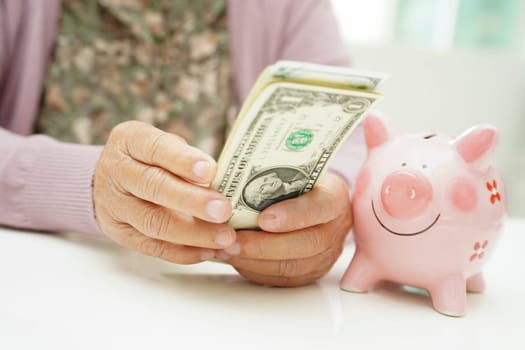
[331,0,525,217]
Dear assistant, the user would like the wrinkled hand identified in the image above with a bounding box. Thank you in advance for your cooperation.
[218,172,353,287]
[93,121,236,263]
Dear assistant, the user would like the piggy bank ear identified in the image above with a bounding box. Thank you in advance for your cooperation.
[364,114,389,150]
[452,125,498,172]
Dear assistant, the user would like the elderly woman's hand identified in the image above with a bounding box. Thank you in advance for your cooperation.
[217,171,353,287]
[93,121,236,263]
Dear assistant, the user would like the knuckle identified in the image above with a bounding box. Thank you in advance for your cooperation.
[308,229,325,249]
[140,239,167,258]
[278,259,300,277]
[300,230,326,255]
[245,235,269,258]
[110,121,134,141]
[140,166,167,200]
[286,230,324,257]
[142,206,171,238]
[148,132,168,164]
[108,122,141,156]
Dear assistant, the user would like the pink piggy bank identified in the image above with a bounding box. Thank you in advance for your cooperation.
[340,116,506,316]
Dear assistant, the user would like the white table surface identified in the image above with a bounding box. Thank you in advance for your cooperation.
[1,218,524,350]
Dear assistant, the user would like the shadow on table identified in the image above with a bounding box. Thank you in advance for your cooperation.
[62,231,486,320]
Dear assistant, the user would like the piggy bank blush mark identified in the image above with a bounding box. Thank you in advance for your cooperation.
[340,116,505,317]
[450,177,478,212]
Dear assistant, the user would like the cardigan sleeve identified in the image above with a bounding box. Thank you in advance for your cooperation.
[0,127,104,235]
[0,1,104,235]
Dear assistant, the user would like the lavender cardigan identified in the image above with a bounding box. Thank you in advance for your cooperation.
[0,0,366,235]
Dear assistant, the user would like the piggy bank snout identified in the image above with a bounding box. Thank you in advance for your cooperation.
[381,171,433,219]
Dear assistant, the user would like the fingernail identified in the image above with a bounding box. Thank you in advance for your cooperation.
[193,160,211,180]
[224,243,240,256]
[200,249,215,261]
[261,213,280,231]
[216,251,231,261]
[206,200,229,222]
[215,229,235,247]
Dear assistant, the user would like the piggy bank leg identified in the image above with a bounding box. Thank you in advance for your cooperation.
[340,252,380,293]
[466,273,485,293]
[429,274,467,317]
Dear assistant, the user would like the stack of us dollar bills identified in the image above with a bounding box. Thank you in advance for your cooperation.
[212,61,386,229]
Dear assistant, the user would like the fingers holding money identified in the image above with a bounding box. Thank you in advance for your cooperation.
[115,156,232,223]
[94,120,237,265]
[222,229,346,287]
[115,121,217,184]
[112,195,237,249]
[216,172,353,287]
[219,223,339,260]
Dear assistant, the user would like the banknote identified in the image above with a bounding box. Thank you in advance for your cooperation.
[212,61,385,229]
[269,60,386,90]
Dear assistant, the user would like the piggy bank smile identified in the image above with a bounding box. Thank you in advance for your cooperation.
[371,200,441,236]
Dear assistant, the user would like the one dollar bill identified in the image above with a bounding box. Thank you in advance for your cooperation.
[212,61,386,229]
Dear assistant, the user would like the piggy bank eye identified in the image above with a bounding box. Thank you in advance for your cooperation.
[422,164,427,169]
[401,162,407,167]
[423,134,436,139]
